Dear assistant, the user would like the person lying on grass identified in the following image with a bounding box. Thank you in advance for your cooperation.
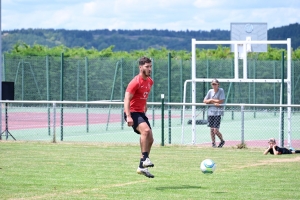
[264,138,300,155]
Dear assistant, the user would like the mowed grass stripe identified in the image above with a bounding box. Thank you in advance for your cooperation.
[1,141,300,199]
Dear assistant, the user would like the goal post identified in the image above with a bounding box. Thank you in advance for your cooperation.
[182,38,292,147]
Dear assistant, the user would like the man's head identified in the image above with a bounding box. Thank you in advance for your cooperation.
[211,79,219,88]
[268,138,276,145]
[139,57,152,77]
[139,57,151,66]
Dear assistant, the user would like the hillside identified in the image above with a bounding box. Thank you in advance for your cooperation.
[2,23,300,52]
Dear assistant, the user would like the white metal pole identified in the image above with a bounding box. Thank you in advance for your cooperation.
[181,80,188,144]
[243,43,248,79]
[278,84,282,147]
[234,43,239,79]
[53,103,56,143]
[287,38,292,148]
[191,39,196,144]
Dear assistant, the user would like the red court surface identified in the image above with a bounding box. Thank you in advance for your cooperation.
[1,112,174,130]
[1,112,123,130]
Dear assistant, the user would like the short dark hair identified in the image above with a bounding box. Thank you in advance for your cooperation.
[212,79,219,84]
[139,57,151,65]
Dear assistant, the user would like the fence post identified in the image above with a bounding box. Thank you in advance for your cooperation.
[152,58,155,127]
[46,56,50,136]
[241,105,245,144]
[180,59,183,124]
[52,102,57,143]
[231,59,234,120]
[280,51,285,147]
[161,94,165,146]
[22,59,24,101]
[60,53,64,141]
[168,52,171,144]
[120,58,124,130]
[106,61,119,131]
[85,57,89,133]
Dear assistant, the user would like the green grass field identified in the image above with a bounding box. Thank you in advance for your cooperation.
[1,141,300,200]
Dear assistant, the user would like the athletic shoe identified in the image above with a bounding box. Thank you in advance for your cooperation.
[137,167,154,178]
[218,140,225,148]
[212,143,217,148]
[142,157,154,168]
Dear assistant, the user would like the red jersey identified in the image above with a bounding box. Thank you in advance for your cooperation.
[126,75,154,112]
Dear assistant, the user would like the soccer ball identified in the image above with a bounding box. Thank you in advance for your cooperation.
[200,159,216,174]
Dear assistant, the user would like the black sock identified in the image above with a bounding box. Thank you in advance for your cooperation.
[142,152,149,160]
[139,152,149,168]
[139,158,144,168]
[295,150,300,153]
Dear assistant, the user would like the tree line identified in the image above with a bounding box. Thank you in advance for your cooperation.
[2,23,300,53]
[5,42,300,60]
[4,55,300,105]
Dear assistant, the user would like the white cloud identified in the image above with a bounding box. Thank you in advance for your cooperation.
[82,1,112,16]
[194,0,222,8]
[1,0,300,31]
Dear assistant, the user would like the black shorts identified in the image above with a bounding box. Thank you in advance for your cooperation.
[124,112,151,134]
[208,115,221,128]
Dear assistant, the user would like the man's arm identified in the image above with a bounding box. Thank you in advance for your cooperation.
[124,92,133,116]
[203,91,224,105]
[210,99,224,104]
[263,147,271,155]
[272,146,279,155]
[203,98,211,104]
[204,99,224,106]
[124,92,134,126]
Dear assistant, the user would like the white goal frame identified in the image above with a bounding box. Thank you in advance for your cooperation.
[182,38,292,146]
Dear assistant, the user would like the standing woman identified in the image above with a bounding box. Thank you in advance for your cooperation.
[203,79,226,148]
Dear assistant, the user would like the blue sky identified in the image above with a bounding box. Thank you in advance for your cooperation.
[2,0,300,31]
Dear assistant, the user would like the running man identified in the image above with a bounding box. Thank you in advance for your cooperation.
[124,57,155,178]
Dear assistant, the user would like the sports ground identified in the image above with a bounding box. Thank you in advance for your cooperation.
[1,141,300,200]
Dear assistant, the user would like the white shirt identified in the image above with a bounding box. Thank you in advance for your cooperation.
[204,88,225,116]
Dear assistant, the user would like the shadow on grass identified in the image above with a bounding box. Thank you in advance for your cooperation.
[156,185,203,190]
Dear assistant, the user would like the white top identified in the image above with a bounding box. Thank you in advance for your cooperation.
[204,88,225,116]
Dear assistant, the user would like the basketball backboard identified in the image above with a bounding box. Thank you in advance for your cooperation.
[230,22,267,53]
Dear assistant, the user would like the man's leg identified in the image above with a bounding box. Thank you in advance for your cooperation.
[136,122,154,178]
[210,128,216,147]
[215,129,224,141]
[138,122,154,155]
[215,129,225,148]
[213,116,225,148]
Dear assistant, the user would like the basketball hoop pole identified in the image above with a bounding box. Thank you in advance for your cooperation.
[183,38,292,145]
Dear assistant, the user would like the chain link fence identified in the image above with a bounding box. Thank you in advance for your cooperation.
[1,101,299,148]
[3,55,300,104]
[1,56,300,147]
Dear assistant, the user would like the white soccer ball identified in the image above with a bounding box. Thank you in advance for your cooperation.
[200,159,216,174]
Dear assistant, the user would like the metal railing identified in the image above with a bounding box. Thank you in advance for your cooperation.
[1,100,299,149]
